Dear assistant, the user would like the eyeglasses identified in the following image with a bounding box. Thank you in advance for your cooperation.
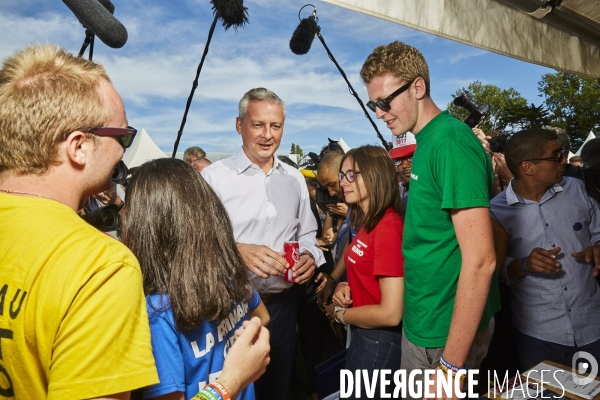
[393,157,413,166]
[339,170,360,183]
[366,80,415,113]
[519,148,566,165]
[89,126,137,149]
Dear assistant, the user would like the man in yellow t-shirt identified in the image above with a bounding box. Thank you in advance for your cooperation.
[0,44,158,399]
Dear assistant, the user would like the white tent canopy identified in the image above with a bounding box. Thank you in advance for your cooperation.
[323,0,600,77]
[575,131,596,156]
[122,128,167,168]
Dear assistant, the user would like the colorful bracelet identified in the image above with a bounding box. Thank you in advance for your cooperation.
[206,382,231,400]
[192,387,221,400]
[521,257,529,274]
[440,355,467,374]
[439,364,466,381]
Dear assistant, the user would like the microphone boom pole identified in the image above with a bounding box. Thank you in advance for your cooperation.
[315,32,389,150]
[171,15,218,158]
[171,0,249,158]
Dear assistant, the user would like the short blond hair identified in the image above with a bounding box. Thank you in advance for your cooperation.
[0,44,112,174]
[360,41,431,95]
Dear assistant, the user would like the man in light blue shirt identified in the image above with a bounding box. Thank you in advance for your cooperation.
[491,128,600,370]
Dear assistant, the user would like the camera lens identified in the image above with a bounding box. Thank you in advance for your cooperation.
[453,94,477,112]
[102,209,116,228]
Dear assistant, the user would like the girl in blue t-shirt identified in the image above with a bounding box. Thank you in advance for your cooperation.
[122,158,269,400]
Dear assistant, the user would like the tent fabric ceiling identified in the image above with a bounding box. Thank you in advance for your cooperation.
[498,0,600,47]
[322,0,600,77]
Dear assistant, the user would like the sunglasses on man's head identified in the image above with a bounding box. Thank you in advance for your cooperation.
[366,80,415,113]
[89,126,137,149]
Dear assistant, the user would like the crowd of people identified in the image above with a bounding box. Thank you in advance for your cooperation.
[1,38,599,400]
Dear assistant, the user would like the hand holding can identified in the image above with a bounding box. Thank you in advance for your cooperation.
[283,241,300,282]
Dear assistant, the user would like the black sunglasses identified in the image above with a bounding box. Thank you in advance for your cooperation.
[366,80,415,113]
[89,126,137,149]
[519,148,566,165]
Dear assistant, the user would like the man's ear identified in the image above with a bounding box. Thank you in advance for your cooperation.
[520,161,535,177]
[236,117,242,135]
[413,77,428,100]
[63,131,90,167]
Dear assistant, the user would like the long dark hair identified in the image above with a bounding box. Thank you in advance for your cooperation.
[340,145,404,233]
[121,158,252,332]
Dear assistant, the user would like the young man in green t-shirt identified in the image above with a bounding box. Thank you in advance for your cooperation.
[360,41,500,399]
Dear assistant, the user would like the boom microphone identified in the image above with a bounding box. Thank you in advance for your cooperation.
[171,0,249,157]
[211,0,249,31]
[290,15,319,55]
[289,4,390,149]
[97,0,115,15]
[62,0,128,48]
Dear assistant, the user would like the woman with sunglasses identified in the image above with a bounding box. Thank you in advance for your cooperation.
[121,158,269,400]
[325,145,405,395]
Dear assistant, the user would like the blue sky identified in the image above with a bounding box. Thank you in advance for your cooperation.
[0,0,554,155]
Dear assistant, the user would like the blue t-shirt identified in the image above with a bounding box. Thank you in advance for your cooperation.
[142,289,261,400]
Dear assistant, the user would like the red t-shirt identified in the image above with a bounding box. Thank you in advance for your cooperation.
[344,208,404,308]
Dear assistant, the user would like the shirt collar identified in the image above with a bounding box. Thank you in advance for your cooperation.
[505,178,564,205]
[234,147,283,175]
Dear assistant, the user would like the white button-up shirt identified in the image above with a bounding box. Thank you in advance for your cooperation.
[202,148,324,294]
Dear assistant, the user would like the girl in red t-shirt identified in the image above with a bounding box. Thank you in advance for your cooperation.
[325,145,405,389]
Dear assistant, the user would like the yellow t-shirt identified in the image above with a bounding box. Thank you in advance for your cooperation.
[0,193,158,399]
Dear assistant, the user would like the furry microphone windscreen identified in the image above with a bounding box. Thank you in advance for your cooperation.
[211,0,249,30]
[97,0,115,15]
[290,16,319,55]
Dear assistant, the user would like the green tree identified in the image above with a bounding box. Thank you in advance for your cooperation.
[290,143,304,158]
[538,71,600,148]
[509,103,550,131]
[447,81,529,132]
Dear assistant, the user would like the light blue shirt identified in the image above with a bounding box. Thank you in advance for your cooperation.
[490,177,600,346]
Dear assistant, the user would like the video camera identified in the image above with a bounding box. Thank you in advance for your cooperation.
[81,160,136,233]
[453,93,490,129]
[453,93,511,153]
[299,139,343,205]
[488,135,509,153]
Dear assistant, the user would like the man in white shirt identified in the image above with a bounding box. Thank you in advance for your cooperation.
[202,87,323,400]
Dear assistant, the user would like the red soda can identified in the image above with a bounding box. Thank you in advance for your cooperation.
[283,241,300,282]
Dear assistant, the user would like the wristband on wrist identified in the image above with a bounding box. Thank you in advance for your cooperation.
[334,305,346,324]
[521,257,529,275]
[439,364,466,381]
[338,307,347,325]
[207,382,231,400]
[440,355,467,375]
[192,387,221,400]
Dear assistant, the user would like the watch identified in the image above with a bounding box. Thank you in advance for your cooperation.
[302,251,315,262]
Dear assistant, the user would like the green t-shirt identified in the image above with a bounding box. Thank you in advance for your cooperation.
[402,110,501,348]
